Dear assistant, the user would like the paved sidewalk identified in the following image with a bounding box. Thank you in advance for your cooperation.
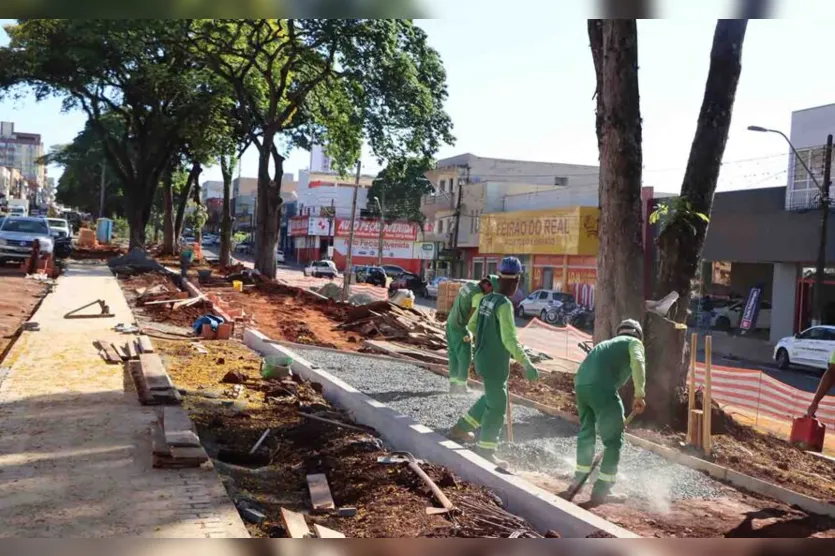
[0,262,248,538]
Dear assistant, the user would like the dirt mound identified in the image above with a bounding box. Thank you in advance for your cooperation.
[108,248,164,273]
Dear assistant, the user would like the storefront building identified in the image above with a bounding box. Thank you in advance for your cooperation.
[289,215,423,273]
[474,206,600,307]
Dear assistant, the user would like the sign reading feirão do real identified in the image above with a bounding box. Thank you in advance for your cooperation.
[479,207,599,255]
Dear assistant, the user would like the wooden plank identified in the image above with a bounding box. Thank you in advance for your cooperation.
[170,445,208,462]
[150,421,170,456]
[126,340,139,360]
[173,294,205,311]
[97,339,121,364]
[280,508,311,539]
[306,473,336,510]
[162,406,200,447]
[139,354,174,391]
[112,342,129,361]
[137,335,155,354]
[313,524,345,538]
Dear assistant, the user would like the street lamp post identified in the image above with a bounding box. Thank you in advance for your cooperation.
[748,125,832,326]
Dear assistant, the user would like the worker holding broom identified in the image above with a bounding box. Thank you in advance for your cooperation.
[446,274,498,394]
[448,256,538,468]
[568,319,647,504]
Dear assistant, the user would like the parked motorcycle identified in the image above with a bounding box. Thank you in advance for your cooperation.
[542,300,594,330]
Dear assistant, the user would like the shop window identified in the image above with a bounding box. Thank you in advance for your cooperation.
[473,261,484,279]
[487,261,497,275]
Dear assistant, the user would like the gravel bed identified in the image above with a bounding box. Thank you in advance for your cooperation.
[290,346,722,503]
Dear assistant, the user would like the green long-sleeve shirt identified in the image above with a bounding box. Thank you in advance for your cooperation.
[467,293,533,369]
[574,335,646,398]
[448,275,499,330]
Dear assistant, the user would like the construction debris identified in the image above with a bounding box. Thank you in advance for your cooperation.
[108,248,165,274]
[127,354,182,405]
[307,473,336,511]
[338,300,447,350]
[281,508,312,538]
[151,408,208,469]
[65,299,114,319]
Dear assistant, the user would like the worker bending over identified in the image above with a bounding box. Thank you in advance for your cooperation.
[448,257,538,468]
[446,274,498,394]
[571,319,646,504]
[806,351,835,418]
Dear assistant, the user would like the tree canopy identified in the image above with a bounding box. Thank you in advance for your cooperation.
[367,158,434,224]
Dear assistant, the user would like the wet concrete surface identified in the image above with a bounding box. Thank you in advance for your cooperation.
[290,346,722,504]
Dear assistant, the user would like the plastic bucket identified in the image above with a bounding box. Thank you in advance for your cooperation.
[261,355,293,379]
[233,280,243,292]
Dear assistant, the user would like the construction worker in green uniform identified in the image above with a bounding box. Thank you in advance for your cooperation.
[570,319,647,504]
[448,256,538,468]
[446,275,498,394]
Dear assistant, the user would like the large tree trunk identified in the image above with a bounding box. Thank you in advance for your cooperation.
[174,162,200,245]
[162,166,175,255]
[647,20,747,424]
[219,155,235,268]
[589,19,645,344]
[254,137,283,277]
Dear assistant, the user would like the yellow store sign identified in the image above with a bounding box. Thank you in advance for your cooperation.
[479,207,599,255]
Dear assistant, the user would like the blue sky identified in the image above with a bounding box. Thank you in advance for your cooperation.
[3,8,835,193]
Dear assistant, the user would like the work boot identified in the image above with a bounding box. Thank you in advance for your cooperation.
[449,383,470,395]
[589,484,628,506]
[476,448,509,470]
[447,424,475,444]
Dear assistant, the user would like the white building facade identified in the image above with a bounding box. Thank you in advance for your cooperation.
[0,121,45,188]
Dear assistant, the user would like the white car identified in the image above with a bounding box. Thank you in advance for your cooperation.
[711,299,772,331]
[425,276,448,298]
[0,216,54,263]
[47,218,71,239]
[276,249,285,263]
[304,260,338,279]
[773,325,835,371]
[516,289,576,319]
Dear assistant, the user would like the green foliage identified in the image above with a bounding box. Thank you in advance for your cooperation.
[186,204,209,233]
[1,19,236,246]
[112,217,129,238]
[368,157,434,223]
[649,197,710,235]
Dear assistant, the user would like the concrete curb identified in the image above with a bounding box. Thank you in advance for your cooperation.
[267,339,835,519]
[245,328,637,538]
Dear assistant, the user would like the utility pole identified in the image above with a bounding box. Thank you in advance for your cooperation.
[451,165,468,278]
[342,160,362,300]
[375,191,385,266]
[98,163,106,219]
[813,133,833,326]
[328,198,336,258]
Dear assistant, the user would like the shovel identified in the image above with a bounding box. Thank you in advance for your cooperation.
[564,410,638,503]
[379,451,456,516]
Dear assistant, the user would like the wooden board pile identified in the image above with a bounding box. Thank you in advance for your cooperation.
[96,335,153,364]
[336,300,447,350]
[126,343,183,405]
[151,406,209,469]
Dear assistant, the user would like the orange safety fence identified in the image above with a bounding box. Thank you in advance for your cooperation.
[518,318,592,364]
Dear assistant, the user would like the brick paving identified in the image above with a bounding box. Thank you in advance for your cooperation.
[0,262,248,537]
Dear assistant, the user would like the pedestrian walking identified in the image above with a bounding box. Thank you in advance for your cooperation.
[448,256,539,468]
[445,274,498,394]
[568,319,647,505]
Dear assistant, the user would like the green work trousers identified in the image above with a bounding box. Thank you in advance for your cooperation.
[445,322,472,386]
[454,360,509,452]
[574,385,625,494]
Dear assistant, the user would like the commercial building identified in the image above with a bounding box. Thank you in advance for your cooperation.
[699,103,835,343]
[420,153,600,295]
[0,121,45,188]
[201,180,224,202]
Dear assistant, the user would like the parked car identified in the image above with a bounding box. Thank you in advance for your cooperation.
[773,325,835,371]
[304,260,338,278]
[364,266,388,287]
[425,276,448,298]
[276,249,285,263]
[712,299,772,331]
[235,239,253,254]
[516,289,576,319]
[389,272,428,298]
[0,216,54,264]
[47,218,71,239]
[381,264,407,278]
